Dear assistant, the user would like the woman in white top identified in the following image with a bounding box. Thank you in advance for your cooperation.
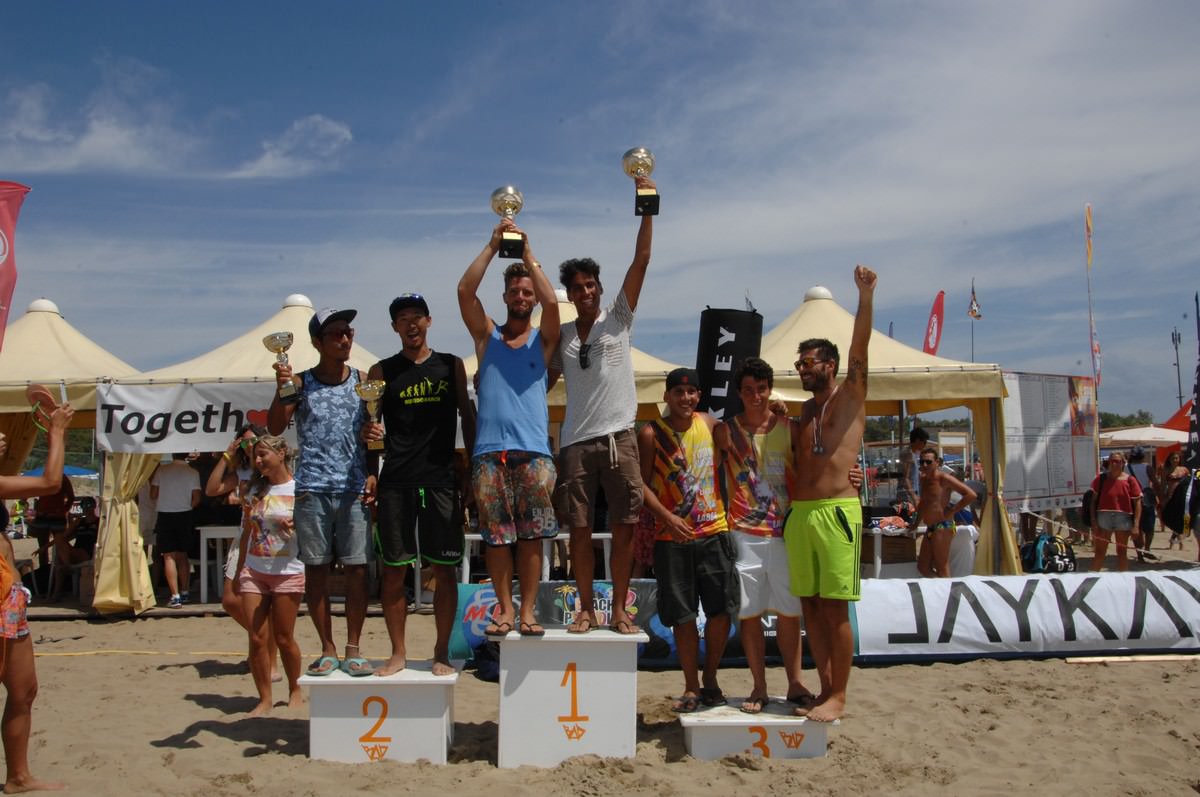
[232,435,304,716]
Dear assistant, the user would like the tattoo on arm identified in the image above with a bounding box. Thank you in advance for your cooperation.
[846,355,866,387]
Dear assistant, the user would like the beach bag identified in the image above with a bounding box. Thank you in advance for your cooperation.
[1021,532,1077,574]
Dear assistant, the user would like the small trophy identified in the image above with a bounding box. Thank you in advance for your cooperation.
[262,332,299,405]
[490,186,525,259]
[355,379,387,452]
[622,147,658,216]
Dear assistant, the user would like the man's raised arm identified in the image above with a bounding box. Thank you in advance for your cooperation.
[620,176,656,312]
[526,236,560,360]
[844,265,877,400]
[458,221,506,347]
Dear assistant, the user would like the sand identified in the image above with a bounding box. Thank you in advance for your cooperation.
[14,602,1198,797]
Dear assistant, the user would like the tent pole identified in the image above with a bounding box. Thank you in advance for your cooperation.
[989,397,1003,574]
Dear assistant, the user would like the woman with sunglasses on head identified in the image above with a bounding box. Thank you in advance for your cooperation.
[227,434,304,715]
[908,447,976,578]
[1089,452,1141,572]
[207,424,281,682]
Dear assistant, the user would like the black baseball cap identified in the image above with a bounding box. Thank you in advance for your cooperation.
[666,367,700,390]
[389,293,430,319]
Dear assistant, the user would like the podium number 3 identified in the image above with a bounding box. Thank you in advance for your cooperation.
[557,661,590,723]
[748,725,770,758]
[360,696,392,743]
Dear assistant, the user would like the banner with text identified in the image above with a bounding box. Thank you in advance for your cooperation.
[96,382,280,454]
[855,571,1200,660]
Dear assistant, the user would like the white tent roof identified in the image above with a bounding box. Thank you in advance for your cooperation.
[1098,425,1188,448]
[118,294,380,385]
[759,286,1005,414]
[0,298,139,412]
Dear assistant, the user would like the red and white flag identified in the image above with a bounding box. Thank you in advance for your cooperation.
[922,290,945,355]
[0,181,31,352]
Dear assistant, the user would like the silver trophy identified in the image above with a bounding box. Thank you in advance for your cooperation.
[490,186,525,259]
[262,332,299,404]
[622,147,658,216]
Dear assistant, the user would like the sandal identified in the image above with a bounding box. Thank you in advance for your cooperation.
[699,687,727,707]
[567,615,597,634]
[740,695,770,715]
[518,621,546,637]
[671,693,701,713]
[608,618,641,635]
[306,655,340,677]
[485,620,514,639]
[341,656,375,677]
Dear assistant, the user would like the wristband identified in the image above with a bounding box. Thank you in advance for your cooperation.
[222,451,233,464]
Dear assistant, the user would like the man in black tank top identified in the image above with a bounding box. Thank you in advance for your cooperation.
[365,293,476,676]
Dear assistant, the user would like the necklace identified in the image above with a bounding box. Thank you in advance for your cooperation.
[812,387,837,456]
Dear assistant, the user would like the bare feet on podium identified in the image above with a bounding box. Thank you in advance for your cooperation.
[376,653,407,677]
[431,656,456,677]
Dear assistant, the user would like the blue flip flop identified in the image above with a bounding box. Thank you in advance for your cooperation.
[306,655,340,677]
[342,656,375,677]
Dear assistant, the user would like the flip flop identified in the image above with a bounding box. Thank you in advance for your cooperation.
[671,693,701,713]
[25,384,59,432]
[567,615,597,634]
[699,687,727,707]
[518,621,545,637]
[788,691,819,710]
[306,655,340,677]
[740,695,770,715]
[608,618,641,635]
[485,620,514,639]
[342,656,375,677]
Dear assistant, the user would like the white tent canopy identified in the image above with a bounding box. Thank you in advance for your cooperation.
[1099,425,1188,448]
[121,293,380,385]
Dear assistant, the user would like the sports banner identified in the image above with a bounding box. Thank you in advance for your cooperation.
[855,571,1200,659]
[0,181,31,350]
[694,308,762,420]
[95,381,281,453]
[922,290,945,355]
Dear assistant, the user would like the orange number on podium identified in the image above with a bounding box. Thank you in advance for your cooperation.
[359,695,392,743]
[748,725,771,758]
[557,661,590,723]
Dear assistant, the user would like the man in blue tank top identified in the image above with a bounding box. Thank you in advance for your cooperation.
[458,217,560,637]
[268,307,375,677]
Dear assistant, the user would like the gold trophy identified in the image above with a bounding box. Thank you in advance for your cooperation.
[490,186,525,259]
[622,147,659,216]
[262,332,299,405]
[355,379,387,451]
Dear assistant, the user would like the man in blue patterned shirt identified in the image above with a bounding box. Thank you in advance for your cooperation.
[268,307,375,677]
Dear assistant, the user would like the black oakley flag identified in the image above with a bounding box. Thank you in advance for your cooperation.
[694,308,763,420]
[1186,291,1200,470]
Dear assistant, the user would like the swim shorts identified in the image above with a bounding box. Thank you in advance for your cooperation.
[376,484,465,566]
[734,531,802,618]
[471,451,558,546]
[783,497,863,601]
[1,584,31,640]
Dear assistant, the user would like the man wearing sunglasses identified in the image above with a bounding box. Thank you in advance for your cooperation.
[363,293,476,676]
[548,175,656,635]
[268,307,375,677]
[783,264,876,723]
[908,448,976,578]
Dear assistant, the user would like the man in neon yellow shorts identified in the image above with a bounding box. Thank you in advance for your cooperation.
[783,264,876,722]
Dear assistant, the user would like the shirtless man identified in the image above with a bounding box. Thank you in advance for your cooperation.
[458,218,560,638]
[783,264,876,722]
[910,448,976,578]
[0,402,73,794]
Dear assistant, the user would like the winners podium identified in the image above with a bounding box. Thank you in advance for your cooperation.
[678,698,831,759]
[299,661,457,764]
[496,627,648,768]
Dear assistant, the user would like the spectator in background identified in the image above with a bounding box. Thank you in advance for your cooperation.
[29,476,73,574]
[1126,447,1158,562]
[1161,450,1190,550]
[896,427,928,507]
[48,495,99,601]
[1089,452,1141,572]
[151,453,201,608]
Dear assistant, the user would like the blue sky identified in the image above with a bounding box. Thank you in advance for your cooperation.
[2,1,1197,421]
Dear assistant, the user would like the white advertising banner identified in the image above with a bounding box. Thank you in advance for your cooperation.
[856,572,1200,660]
[96,382,280,454]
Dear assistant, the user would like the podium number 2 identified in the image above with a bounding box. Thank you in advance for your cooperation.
[557,661,590,723]
[360,696,392,743]
[748,725,770,758]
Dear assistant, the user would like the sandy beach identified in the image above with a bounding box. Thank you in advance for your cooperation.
[14,590,1197,797]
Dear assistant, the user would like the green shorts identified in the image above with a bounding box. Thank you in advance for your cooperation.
[783,497,863,601]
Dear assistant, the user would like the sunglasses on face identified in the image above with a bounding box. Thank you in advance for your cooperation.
[795,356,828,370]
[579,342,592,370]
[323,327,355,340]
[239,436,259,450]
[920,459,936,466]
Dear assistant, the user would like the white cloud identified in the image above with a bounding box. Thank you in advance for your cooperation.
[229,114,354,179]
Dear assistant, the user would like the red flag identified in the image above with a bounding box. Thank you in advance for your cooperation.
[0,181,31,352]
[922,290,945,355]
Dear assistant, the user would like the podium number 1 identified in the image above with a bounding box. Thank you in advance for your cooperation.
[557,661,590,723]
